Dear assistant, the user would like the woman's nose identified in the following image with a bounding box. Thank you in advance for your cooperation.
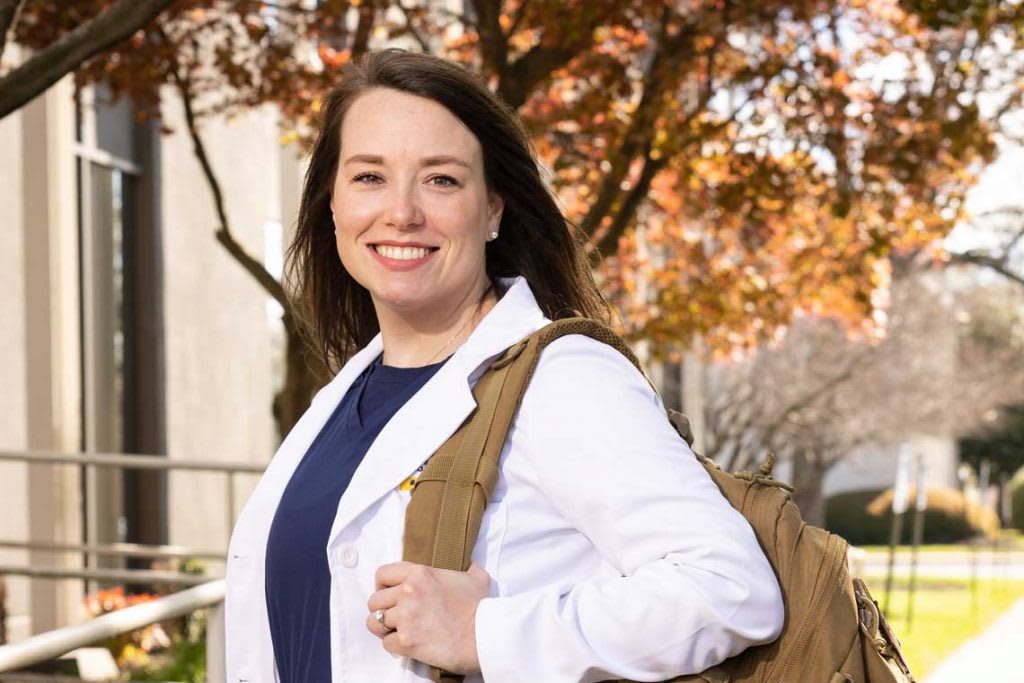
[384,183,424,229]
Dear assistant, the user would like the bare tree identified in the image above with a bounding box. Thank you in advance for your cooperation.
[704,268,1024,525]
[948,206,1024,290]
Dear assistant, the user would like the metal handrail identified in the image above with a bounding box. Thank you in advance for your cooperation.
[0,450,265,473]
[0,450,245,679]
[0,448,266,567]
[0,539,226,562]
[0,580,225,678]
[0,565,218,587]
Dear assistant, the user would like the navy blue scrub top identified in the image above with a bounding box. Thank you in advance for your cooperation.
[265,352,449,683]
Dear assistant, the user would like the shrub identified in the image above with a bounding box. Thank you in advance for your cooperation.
[81,559,209,682]
[82,587,168,665]
[825,486,999,546]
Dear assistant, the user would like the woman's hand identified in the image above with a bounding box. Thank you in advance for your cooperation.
[366,561,491,674]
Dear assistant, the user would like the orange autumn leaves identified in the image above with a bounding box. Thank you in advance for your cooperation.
[13,0,1020,357]
[482,0,1010,356]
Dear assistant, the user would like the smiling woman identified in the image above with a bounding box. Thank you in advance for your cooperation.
[283,48,609,376]
[225,48,784,683]
[329,87,503,361]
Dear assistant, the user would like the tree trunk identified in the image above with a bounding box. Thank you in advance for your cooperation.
[790,449,828,527]
[272,313,331,443]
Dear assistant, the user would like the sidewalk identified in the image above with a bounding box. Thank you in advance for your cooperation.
[859,550,1024,580]
[923,594,1024,683]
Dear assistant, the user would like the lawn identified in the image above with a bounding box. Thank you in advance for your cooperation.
[856,529,1024,555]
[861,576,1024,678]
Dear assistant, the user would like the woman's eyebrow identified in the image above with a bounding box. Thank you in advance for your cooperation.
[341,153,471,169]
[421,155,471,169]
[343,153,384,166]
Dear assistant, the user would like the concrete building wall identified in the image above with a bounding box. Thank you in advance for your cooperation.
[0,77,32,643]
[0,62,310,635]
[821,436,959,498]
[22,74,86,636]
[0,70,310,636]
[160,94,292,554]
[0,73,86,638]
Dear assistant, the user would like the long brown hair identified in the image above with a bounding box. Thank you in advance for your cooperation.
[285,48,610,372]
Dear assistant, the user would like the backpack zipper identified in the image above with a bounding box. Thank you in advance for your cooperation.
[774,534,849,682]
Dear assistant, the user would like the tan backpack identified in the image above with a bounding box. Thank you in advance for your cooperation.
[403,318,916,683]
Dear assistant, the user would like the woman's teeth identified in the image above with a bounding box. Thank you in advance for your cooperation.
[373,245,433,260]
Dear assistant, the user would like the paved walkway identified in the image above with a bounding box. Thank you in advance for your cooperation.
[860,550,1024,580]
[923,594,1024,682]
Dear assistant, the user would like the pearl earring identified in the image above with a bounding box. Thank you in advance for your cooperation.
[489,231,499,240]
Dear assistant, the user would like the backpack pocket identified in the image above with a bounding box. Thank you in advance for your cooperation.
[852,578,916,682]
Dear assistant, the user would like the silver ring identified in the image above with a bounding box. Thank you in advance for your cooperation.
[374,608,392,631]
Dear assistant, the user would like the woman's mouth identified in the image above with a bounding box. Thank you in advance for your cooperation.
[368,243,439,271]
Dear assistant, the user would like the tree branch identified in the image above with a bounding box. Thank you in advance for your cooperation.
[593,151,666,256]
[351,0,376,58]
[471,0,507,80]
[592,50,780,257]
[0,0,26,65]
[507,0,531,37]
[578,11,681,238]
[165,49,289,311]
[397,1,431,53]
[0,0,174,119]
[765,350,870,444]
[490,2,608,109]
[948,251,1024,289]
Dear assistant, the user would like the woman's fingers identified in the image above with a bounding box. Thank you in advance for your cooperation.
[374,560,419,590]
[366,607,392,638]
[366,584,403,639]
[367,584,403,613]
[365,561,491,672]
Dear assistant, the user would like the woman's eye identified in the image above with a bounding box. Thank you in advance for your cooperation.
[353,172,382,184]
[429,175,459,188]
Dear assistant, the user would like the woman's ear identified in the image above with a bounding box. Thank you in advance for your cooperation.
[488,191,504,231]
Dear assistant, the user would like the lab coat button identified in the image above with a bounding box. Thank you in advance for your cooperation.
[341,545,359,568]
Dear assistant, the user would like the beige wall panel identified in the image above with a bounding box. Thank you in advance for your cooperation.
[19,76,83,634]
[161,95,281,552]
[0,100,33,643]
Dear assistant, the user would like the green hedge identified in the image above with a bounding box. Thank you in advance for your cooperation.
[825,486,999,546]
[1011,466,1024,531]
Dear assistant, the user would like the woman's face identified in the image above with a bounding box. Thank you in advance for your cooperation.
[330,88,503,322]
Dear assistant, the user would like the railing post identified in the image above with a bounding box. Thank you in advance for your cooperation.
[206,600,226,683]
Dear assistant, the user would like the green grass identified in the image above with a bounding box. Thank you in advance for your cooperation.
[861,577,1024,678]
[856,529,1024,555]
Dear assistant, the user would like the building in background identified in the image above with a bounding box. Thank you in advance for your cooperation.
[0,63,300,639]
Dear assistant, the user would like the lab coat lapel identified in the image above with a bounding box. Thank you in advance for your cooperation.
[326,276,549,549]
[231,335,385,554]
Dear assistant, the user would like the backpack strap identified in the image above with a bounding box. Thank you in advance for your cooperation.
[403,317,654,683]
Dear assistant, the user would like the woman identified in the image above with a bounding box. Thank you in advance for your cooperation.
[225,48,784,683]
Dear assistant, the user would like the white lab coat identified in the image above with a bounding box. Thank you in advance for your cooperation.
[225,275,784,683]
